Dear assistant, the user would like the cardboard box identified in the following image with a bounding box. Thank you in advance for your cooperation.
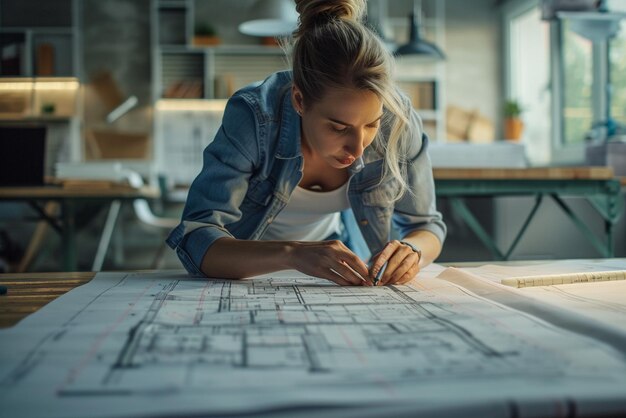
[86,130,150,160]
[446,105,495,143]
[585,138,626,176]
[608,139,626,177]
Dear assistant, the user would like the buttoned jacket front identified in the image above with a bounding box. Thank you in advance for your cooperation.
[166,71,446,276]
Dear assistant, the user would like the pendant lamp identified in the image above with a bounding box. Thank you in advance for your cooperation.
[238,0,298,37]
[394,0,445,60]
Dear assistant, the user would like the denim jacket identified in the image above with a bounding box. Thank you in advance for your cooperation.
[166,71,446,276]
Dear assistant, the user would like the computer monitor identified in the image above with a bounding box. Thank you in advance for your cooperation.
[0,126,46,186]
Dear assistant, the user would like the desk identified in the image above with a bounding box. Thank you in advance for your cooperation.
[434,167,624,260]
[0,184,159,271]
[0,271,93,328]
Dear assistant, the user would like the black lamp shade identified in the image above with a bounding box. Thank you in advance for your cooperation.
[394,12,445,60]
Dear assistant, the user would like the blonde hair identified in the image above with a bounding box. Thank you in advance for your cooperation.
[291,0,412,200]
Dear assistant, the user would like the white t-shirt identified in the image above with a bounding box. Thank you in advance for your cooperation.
[262,183,350,241]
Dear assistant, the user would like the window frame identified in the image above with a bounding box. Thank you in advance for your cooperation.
[502,0,610,165]
[608,20,626,128]
[502,0,554,164]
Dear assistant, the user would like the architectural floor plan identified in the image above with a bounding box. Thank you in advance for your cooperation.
[1,269,626,417]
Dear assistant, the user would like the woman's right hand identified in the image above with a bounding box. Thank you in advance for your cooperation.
[289,240,372,286]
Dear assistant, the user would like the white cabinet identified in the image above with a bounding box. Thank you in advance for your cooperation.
[395,67,445,141]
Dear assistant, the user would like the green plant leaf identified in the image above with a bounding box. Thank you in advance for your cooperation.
[195,23,217,36]
[504,100,523,117]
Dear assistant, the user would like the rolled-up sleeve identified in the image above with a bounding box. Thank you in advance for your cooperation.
[392,107,447,245]
[166,96,259,275]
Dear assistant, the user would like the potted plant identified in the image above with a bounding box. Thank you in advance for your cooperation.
[193,23,220,46]
[504,99,524,141]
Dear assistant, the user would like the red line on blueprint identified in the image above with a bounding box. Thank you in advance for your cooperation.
[57,278,157,392]
[338,327,367,365]
[194,281,211,325]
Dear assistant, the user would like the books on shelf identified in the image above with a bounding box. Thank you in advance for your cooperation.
[396,80,437,111]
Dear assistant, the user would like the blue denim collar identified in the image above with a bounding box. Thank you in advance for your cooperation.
[275,82,302,160]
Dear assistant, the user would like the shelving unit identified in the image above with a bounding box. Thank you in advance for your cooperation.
[0,0,82,165]
[0,0,80,77]
[151,0,288,102]
[151,0,446,142]
[396,69,445,141]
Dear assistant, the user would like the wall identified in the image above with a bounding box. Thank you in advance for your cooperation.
[82,0,152,135]
[445,0,502,135]
[385,0,502,137]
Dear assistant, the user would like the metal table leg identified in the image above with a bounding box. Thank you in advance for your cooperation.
[449,197,506,260]
[92,200,122,271]
[61,200,77,271]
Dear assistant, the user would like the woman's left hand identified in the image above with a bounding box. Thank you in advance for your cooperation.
[369,240,421,286]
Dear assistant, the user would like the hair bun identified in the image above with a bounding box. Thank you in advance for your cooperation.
[294,0,366,38]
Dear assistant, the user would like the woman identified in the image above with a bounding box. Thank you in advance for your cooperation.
[166,0,446,286]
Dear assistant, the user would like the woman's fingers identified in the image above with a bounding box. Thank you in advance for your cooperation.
[328,267,364,286]
[369,243,396,281]
[323,241,369,285]
[369,240,420,286]
[379,250,420,286]
[331,262,370,286]
[326,270,354,286]
[293,240,371,286]
[339,251,371,284]
[306,239,421,287]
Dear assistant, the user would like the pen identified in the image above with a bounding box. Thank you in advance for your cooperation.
[373,261,387,285]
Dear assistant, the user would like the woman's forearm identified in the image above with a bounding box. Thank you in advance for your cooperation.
[400,230,442,267]
[200,237,371,286]
[200,237,296,279]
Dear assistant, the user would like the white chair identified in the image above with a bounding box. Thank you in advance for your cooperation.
[124,170,179,268]
[124,170,180,230]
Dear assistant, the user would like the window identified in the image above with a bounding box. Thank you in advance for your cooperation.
[504,2,625,164]
[610,20,626,127]
[505,1,551,164]
[562,21,594,145]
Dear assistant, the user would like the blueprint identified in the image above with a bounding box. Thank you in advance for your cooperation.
[518,280,626,329]
[1,268,626,418]
[440,261,626,339]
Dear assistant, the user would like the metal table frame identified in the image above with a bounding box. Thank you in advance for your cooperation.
[435,177,623,260]
[0,185,159,271]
